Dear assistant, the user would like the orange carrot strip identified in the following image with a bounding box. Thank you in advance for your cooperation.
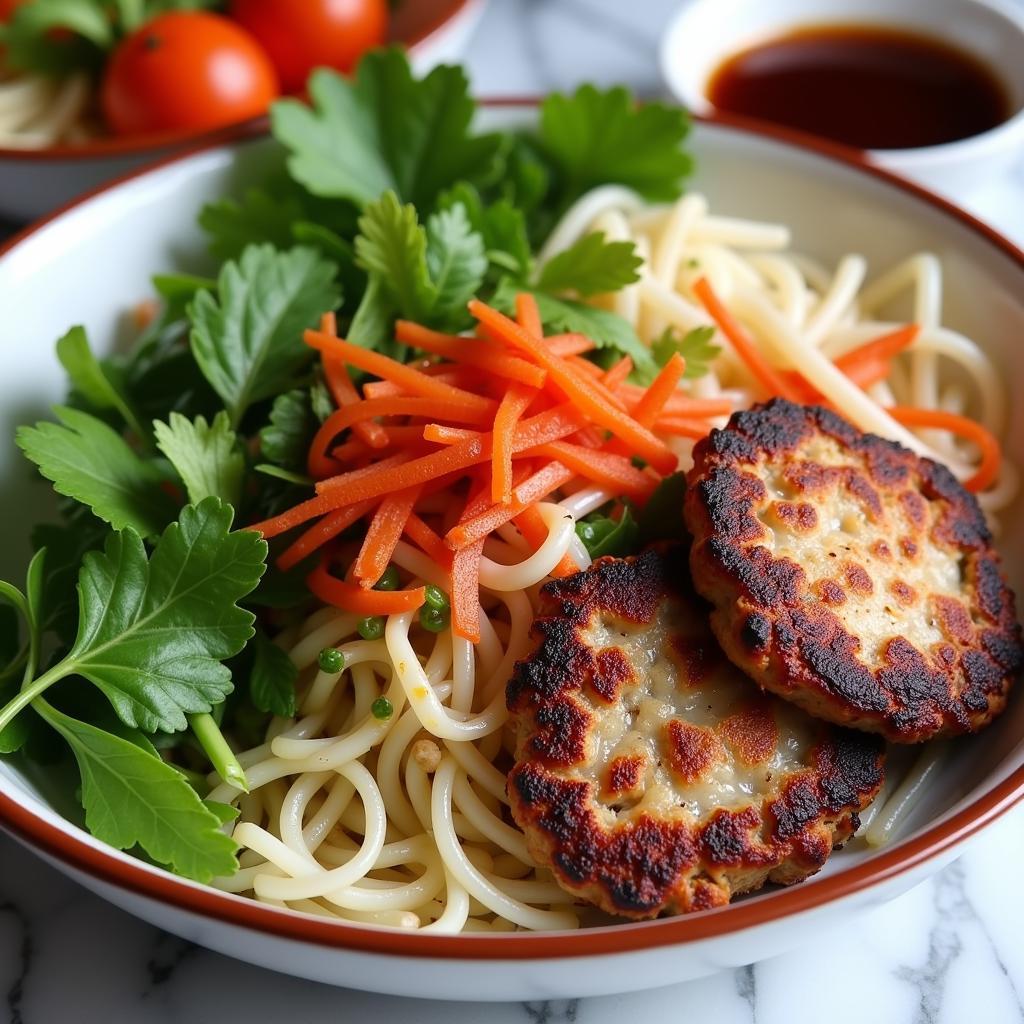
[654,416,715,440]
[248,493,342,540]
[450,477,493,643]
[305,329,496,413]
[515,292,543,337]
[886,406,1002,492]
[403,513,453,570]
[308,397,495,478]
[446,461,575,550]
[394,320,547,389]
[545,333,595,356]
[617,385,733,419]
[513,506,576,578]
[363,369,466,400]
[277,498,377,571]
[492,383,539,503]
[353,485,423,588]
[836,324,920,374]
[422,424,480,445]
[330,426,429,465]
[470,300,677,475]
[308,560,425,614]
[600,356,633,392]
[567,355,604,379]
[629,353,687,428]
[784,357,894,404]
[527,441,654,500]
[692,277,801,402]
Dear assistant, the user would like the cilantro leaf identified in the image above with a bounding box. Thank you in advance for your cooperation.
[37,701,238,882]
[198,187,306,261]
[57,326,148,440]
[651,325,720,379]
[249,631,297,718]
[260,388,321,471]
[536,233,642,297]
[492,279,658,383]
[439,183,533,280]
[188,245,341,428]
[576,506,640,559]
[347,277,398,354]
[60,498,266,734]
[16,406,175,538]
[539,85,692,205]
[271,50,501,210]
[355,192,485,328]
[153,411,244,507]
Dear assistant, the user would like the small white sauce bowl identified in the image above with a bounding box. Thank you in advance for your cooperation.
[660,0,1024,195]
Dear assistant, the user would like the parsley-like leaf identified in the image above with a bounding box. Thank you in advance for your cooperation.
[576,506,640,559]
[492,279,658,383]
[425,203,487,314]
[536,232,642,297]
[198,187,305,261]
[60,497,266,734]
[249,630,297,718]
[16,406,175,538]
[153,411,244,507]
[540,85,692,205]
[439,183,533,280]
[57,326,148,440]
[651,325,720,379]
[37,701,238,882]
[271,50,501,210]
[188,245,341,428]
[260,389,320,471]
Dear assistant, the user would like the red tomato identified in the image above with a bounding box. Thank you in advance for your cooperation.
[101,12,279,137]
[0,0,27,21]
[229,0,388,94]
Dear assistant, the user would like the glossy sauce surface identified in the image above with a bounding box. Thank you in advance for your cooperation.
[707,24,1010,150]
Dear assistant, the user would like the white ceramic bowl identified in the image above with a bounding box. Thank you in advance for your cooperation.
[660,0,1024,196]
[0,0,487,222]
[0,109,1022,1001]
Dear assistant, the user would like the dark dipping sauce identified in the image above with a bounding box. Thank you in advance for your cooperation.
[707,24,1011,150]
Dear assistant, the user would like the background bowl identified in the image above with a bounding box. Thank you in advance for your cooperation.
[0,0,487,222]
[0,108,1022,1001]
[660,0,1024,195]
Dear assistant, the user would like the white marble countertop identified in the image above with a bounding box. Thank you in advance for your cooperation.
[3,1,1024,1021]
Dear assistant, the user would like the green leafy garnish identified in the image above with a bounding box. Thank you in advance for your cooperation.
[249,631,298,718]
[637,472,689,546]
[272,50,501,210]
[576,506,640,559]
[189,245,341,427]
[651,325,720,379]
[259,388,322,471]
[536,232,642,297]
[154,411,245,507]
[198,187,307,262]
[16,406,175,538]
[37,700,238,883]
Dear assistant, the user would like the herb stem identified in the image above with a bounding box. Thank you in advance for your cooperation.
[0,661,68,735]
[188,713,249,793]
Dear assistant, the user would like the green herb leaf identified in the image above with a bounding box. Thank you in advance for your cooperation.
[651,325,720,379]
[57,326,148,440]
[198,187,306,262]
[540,84,692,206]
[439,183,533,280]
[249,631,298,718]
[61,497,266,734]
[536,232,642,297]
[16,407,176,538]
[0,0,112,76]
[188,245,340,427]
[425,203,487,315]
[272,51,501,211]
[259,389,318,471]
[153,411,245,507]
[576,506,640,559]
[37,701,238,882]
[492,279,658,383]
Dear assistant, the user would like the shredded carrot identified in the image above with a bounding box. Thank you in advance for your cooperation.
[654,416,715,440]
[469,300,677,475]
[514,506,577,577]
[277,499,377,571]
[353,485,422,588]
[692,276,802,402]
[527,441,655,500]
[887,406,1001,492]
[492,383,538,503]
[836,324,920,374]
[628,352,686,428]
[600,355,633,392]
[308,559,425,614]
[545,333,595,356]
[515,292,543,337]
[403,513,453,570]
[785,357,893,404]
[450,477,494,642]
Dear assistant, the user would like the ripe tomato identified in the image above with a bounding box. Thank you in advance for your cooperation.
[0,0,27,21]
[101,12,279,137]
[229,0,388,94]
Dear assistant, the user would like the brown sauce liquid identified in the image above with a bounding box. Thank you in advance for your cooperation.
[707,24,1011,150]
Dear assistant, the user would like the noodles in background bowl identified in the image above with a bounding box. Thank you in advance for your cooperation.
[212,189,1015,932]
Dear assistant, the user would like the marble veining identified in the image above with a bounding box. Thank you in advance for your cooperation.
[0,0,1023,1021]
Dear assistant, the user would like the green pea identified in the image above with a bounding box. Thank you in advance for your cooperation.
[371,696,394,720]
[374,565,400,591]
[419,606,449,633]
[358,616,385,640]
[317,647,345,674]
[424,584,450,611]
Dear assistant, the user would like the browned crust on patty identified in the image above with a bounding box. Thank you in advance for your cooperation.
[684,399,1023,743]
[506,547,885,920]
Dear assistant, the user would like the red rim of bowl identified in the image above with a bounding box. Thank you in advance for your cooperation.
[1,101,1024,961]
[0,0,478,162]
